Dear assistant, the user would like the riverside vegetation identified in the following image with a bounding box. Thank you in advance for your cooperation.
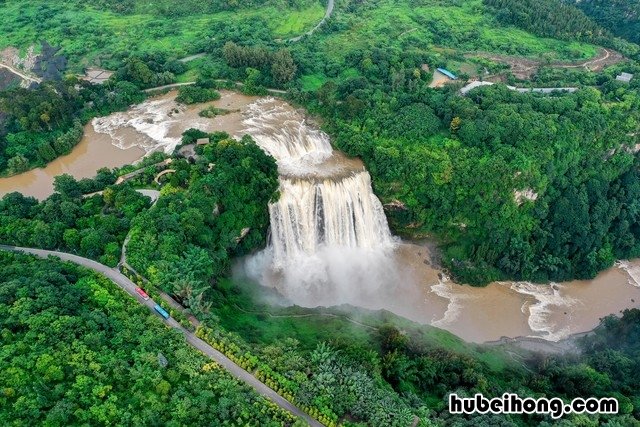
[0,252,300,426]
[2,131,640,425]
[2,0,640,424]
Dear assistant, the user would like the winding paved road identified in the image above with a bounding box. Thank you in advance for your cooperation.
[144,82,196,93]
[84,189,160,204]
[145,80,287,95]
[178,53,207,63]
[0,245,322,427]
[288,0,335,42]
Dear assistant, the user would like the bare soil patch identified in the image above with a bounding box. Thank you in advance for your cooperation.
[468,48,624,80]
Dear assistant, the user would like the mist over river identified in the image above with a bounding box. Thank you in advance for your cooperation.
[233,97,640,344]
[2,91,638,343]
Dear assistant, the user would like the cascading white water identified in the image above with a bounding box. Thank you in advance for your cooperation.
[92,97,187,153]
[234,97,640,343]
[242,98,334,175]
[240,98,398,307]
[269,174,394,266]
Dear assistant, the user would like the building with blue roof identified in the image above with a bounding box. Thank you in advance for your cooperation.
[436,68,458,80]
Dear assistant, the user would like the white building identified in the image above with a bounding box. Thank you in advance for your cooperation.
[616,72,634,84]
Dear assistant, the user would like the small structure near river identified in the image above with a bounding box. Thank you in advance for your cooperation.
[429,68,458,88]
[436,68,457,80]
[81,68,114,84]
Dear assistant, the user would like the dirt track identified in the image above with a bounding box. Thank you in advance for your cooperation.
[469,48,624,80]
[0,62,41,86]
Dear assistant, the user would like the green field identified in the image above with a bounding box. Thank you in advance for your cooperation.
[0,0,600,75]
[276,0,603,90]
[0,0,326,70]
[308,0,598,66]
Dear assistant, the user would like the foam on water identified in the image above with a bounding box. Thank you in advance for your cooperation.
[92,97,207,154]
[429,275,469,327]
[510,282,576,341]
[241,98,335,176]
[242,97,400,308]
[615,260,640,288]
[269,173,395,266]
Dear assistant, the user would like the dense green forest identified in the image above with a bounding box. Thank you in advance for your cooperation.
[0,174,148,266]
[327,80,640,284]
[0,0,638,293]
[482,0,639,59]
[92,0,321,16]
[0,252,298,426]
[0,0,638,295]
[0,0,326,66]
[483,0,607,43]
[0,0,603,75]
[228,33,637,283]
[126,132,279,315]
[0,79,144,174]
[2,0,640,424]
[569,0,640,45]
[4,250,640,425]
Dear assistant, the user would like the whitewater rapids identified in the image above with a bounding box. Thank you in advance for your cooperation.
[240,98,406,307]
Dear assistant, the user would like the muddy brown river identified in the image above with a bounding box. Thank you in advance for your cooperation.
[1,91,639,344]
[0,90,256,199]
[395,244,640,343]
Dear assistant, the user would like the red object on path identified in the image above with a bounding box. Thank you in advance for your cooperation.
[136,287,150,300]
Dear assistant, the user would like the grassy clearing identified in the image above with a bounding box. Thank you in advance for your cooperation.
[272,3,326,36]
[0,1,325,69]
[308,0,599,76]
[300,73,328,91]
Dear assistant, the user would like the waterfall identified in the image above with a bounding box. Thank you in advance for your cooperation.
[240,98,398,307]
[269,174,394,266]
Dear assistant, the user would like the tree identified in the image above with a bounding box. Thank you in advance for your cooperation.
[271,49,297,86]
[53,174,82,198]
[7,155,29,174]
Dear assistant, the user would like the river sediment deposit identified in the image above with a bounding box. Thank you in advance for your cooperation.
[2,90,638,344]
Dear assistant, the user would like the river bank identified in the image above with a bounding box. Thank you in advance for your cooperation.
[1,91,638,347]
[0,90,257,199]
[0,129,144,199]
[394,241,640,344]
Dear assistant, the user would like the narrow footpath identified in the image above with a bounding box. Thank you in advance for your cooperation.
[144,80,287,95]
[0,245,322,427]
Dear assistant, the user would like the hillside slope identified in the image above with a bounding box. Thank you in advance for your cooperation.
[569,0,640,44]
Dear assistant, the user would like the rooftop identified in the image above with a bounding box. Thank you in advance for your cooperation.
[616,72,634,83]
[436,68,458,80]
